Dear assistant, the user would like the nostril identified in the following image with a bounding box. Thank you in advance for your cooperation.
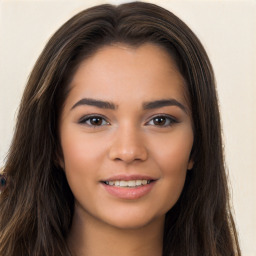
[108,137,148,163]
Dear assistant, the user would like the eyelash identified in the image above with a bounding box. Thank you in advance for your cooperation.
[78,115,110,127]
[146,114,178,127]
[78,114,178,128]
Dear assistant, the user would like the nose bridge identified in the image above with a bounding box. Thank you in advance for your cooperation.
[108,122,148,163]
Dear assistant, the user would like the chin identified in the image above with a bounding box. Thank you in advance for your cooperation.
[100,210,165,230]
[107,219,150,230]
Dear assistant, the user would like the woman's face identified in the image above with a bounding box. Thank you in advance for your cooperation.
[59,43,194,229]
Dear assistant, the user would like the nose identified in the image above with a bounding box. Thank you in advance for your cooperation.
[108,125,148,164]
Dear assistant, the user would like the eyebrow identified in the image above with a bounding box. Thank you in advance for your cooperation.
[71,98,187,113]
[143,99,187,113]
[71,98,117,110]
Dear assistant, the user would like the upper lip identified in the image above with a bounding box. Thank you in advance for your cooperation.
[101,174,158,182]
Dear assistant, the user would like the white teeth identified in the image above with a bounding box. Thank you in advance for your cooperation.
[142,180,147,185]
[135,180,142,186]
[128,180,136,187]
[105,179,151,187]
[119,181,128,187]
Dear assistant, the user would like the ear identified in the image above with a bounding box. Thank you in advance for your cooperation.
[54,149,65,170]
[58,158,65,170]
[187,159,194,170]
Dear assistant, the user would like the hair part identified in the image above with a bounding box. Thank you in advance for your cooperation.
[0,2,240,256]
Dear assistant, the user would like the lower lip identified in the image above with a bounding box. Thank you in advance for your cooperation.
[101,181,156,200]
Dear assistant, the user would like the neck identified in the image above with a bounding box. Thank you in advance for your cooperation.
[67,206,164,256]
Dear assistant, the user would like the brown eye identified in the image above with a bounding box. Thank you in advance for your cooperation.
[90,117,103,126]
[146,115,177,127]
[153,117,167,126]
[79,115,109,127]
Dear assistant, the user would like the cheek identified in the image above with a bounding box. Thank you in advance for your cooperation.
[60,126,108,194]
[149,129,193,211]
[151,127,194,174]
[60,133,103,207]
[61,126,106,169]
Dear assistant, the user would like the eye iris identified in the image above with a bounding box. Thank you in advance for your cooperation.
[90,117,102,125]
[153,117,166,125]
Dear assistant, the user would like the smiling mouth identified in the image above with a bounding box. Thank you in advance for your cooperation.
[102,180,154,188]
[101,178,157,199]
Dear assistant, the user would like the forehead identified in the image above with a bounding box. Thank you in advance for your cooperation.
[65,43,189,110]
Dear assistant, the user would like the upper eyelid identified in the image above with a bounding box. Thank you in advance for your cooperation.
[78,114,109,123]
[146,113,178,122]
[145,114,179,127]
[77,113,178,124]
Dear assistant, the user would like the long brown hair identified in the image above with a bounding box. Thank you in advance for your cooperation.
[0,2,241,255]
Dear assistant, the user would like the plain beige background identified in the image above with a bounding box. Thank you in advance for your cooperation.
[0,0,255,255]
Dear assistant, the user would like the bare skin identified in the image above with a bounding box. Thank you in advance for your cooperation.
[68,204,164,256]
[59,43,194,256]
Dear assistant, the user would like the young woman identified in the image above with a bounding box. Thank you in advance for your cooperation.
[0,2,241,256]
